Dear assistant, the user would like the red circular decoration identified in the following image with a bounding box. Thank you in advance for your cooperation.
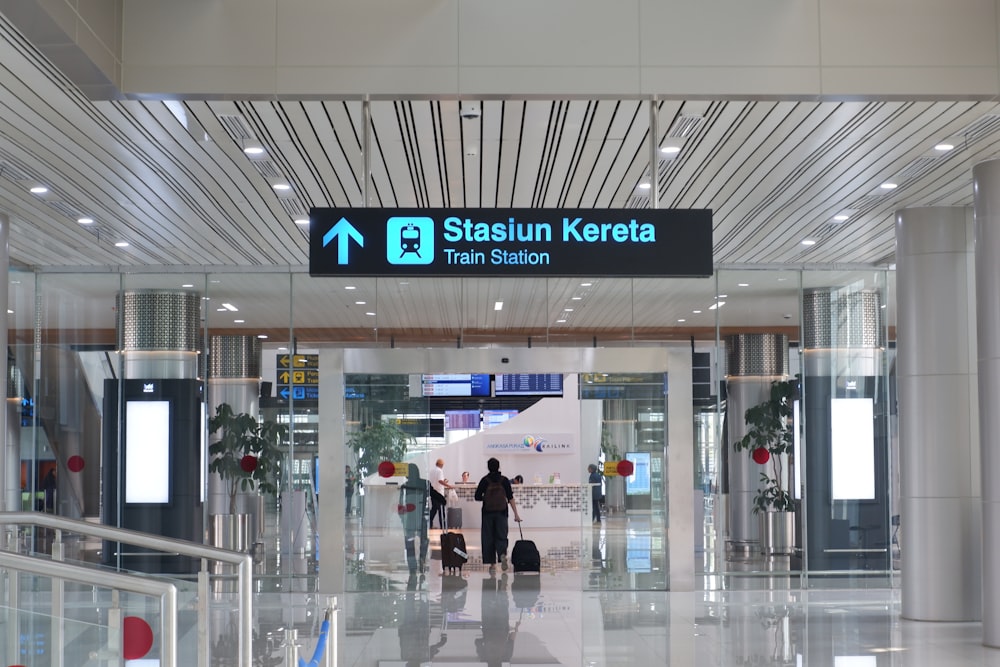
[616,460,634,477]
[67,455,85,473]
[378,461,395,478]
[239,455,258,473]
[752,447,771,465]
[123,616,154,660]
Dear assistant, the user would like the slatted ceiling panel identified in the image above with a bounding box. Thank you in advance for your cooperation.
[304,101,364,207]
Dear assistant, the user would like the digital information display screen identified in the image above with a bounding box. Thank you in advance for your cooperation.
[421,373,491,397]
[310,207,713,277]
[495,373,563,396]
[445,410,481,430]
[483,409,518,428]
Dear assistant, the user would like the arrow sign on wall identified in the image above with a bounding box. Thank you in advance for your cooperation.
[322,217,364,264]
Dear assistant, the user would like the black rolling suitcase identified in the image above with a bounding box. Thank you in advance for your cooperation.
[440,531,468,574]
[511,522,541,573]
[446,506,463,529]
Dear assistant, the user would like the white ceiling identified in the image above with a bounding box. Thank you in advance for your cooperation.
[4,14,985,336]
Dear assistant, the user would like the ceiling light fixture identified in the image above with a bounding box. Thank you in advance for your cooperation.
[638,182,651,190]
[243,142,265,156]
[494,301,503,311]
[833,214,850,222]
[221,303,239,311]
[355,301,366,305]
[880,182,898,190]
[692,310,702,314]
[77,217,94,224]
[257,334,268,339]
[580,282,592,287]
[564,308,574,312]
[115,241,129,248]
[270,177,292,192]
[556,319,567,323]
[738,283,750,287]
[660,145,681,155]
[801,239,816,246]
[182,284,193,288]
[677,318,686,323]
[709,301,726,310]
[234,319,245,324]
[365,311,376,316]
[345,285,356,290]
[934,143,954,151]
[294,217,309,225]
[571,296,582,301]
[29,185,48,194]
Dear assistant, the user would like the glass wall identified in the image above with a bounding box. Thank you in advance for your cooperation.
[13,266,895,589]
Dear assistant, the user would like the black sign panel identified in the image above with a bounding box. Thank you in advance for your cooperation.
[309,208,712,277]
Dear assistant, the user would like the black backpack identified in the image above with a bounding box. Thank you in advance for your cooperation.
[482,477,508,512]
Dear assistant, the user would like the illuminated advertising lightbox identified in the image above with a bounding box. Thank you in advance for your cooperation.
[125,401,170,504]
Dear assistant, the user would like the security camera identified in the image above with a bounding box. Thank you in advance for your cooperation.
[460,104,481,120]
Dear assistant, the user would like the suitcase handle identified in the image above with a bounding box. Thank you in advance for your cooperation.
[517,521,524,540]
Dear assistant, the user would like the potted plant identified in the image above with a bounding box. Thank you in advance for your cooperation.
[347,420,413,479]
[208,402,286,550]
[732,376,798,554]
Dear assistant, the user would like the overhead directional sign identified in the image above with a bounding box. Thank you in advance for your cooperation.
[309,207,713,277]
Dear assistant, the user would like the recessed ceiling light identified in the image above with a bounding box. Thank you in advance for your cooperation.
[294,217,309,225]
[660,145,681,154]
[637,182,651,190]
[494,301,503,311]
[221,303,238,311]
[709,301,726,310]
[345,285,356,290]
[717,294,728,298]
[571,296,582,301]
[880,182,897,190]
[934,143,954,151]
[115,241,129,248]
[677,318,686,323]
[833,214,849,222]
[77,217,94,224]
[234,319,245,324]
[257,334,268,339]
[580,282,592,287]
[556,319,567,323]
[738,283,750,287]
[217,308,227,312]
[181,284,193,288]
[801,239,816,246]
[270,178,291,191]
[29,186,47,194]
[399,281,409,286]
[365,311,376,316]
[564,308,574,312]
[278,346,288,351]
[692,310,702,314]
[243,143,265,156]
[355,301,366,305]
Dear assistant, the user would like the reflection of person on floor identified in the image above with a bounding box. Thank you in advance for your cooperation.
[397,585,447,667]
[477,574,519,667]
[399,463,429,575]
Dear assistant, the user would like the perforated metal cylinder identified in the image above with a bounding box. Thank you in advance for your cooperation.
[725,333,790,548]
[802,289,883,350]
[7,361,23,399]
[725,333,789,377]
[117,290,201,379]
[209,335,262,379]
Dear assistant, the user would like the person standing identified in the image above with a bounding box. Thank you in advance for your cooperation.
[428,458,453,529]
[399,463,430,575]
[588,463,602,524]
[474,457,522,575]
[345,465,358,517]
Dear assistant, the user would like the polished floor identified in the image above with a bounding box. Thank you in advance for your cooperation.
[246,517,1000,667]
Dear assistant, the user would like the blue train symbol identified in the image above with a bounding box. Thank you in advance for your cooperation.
[400,223,421,258]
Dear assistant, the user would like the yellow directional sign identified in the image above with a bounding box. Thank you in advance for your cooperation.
[394,462,408,476]
[277,354,319,369]
[603,461,620,476]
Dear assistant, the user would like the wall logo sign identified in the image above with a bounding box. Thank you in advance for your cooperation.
[309,207,712,277]
[483,433,575,455]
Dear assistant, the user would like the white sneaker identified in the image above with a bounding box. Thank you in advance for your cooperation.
[500,555,509,572]
[488,564,497,575]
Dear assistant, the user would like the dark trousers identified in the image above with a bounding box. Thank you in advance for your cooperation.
[429,493,446,529]
[481,511,509,564]
[592,496,601,522]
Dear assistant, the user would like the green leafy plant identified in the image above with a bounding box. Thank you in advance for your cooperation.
[733,376,799,514]
[208,402,286,515]
[347,420,413,478]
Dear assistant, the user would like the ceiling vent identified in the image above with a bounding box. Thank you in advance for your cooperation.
[252,160,282,179]
[896,156,940,183]
[216,113,254,142]
[960,113,1000,144]
[0,159,36,182]
[279,197,307,216]
[667,114,705,139]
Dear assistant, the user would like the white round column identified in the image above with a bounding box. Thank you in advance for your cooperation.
[896,206,980,622]
[974,161,1000,644]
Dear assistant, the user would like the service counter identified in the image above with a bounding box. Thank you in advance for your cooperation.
[446,483,593,529]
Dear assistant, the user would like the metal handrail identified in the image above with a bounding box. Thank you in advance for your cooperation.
[0,549,178,666]
[0,511,252,667]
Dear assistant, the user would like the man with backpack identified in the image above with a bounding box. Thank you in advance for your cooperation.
[474,457,522,575]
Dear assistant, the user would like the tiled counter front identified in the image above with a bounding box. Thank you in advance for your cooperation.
[449,483,593,528]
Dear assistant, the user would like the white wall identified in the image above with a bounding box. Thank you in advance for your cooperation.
[119,0,1000,98]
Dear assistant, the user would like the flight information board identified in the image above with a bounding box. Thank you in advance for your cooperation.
[421,374,491,397]
[495,373,563,396]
